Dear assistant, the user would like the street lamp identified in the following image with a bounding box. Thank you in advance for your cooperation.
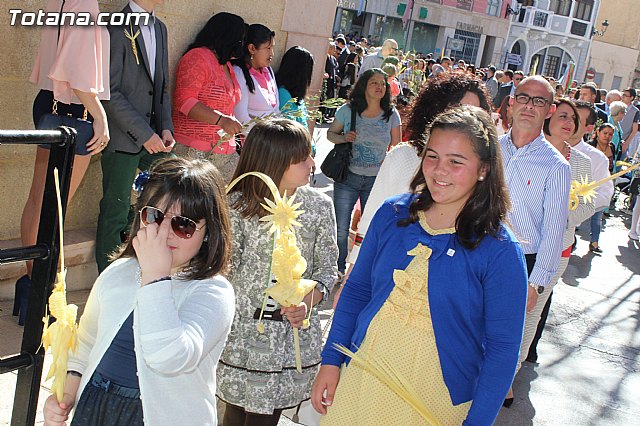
[591,19,609,37]
[505,2,521,18]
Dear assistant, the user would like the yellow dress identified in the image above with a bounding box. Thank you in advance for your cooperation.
[321,219,471,425]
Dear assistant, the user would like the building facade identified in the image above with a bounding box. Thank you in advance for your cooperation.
[503,0,602,81]
[0,0,336,241]
[587,0,640,90]
[334,0,512,67]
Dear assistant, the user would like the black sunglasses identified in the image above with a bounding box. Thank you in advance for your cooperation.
[139,206,204,239]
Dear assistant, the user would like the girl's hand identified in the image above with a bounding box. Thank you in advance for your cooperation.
[311,365,341,414]
[132,215,173,285]
[43,393,74,426]
[281,303,307,328]
[344,131,357,143]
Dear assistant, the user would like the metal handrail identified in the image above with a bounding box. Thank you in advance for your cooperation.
[0,127,76,426]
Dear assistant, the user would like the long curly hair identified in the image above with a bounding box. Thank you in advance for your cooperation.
[399,106,510,250]
[349,68,394,121]
[405,73,492,154]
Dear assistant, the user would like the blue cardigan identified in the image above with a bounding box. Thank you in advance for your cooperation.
[322,194,528,425]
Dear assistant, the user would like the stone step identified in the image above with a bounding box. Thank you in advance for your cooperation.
[0,228,98,301]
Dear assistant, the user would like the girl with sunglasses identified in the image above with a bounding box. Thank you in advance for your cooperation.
[43,157,234,425]
[218,119,338,426]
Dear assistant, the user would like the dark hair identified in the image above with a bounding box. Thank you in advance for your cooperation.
[574,100,598,126]
[276,46,314,105]
[187,13,246,64]
[582,84,597,96]
[625,87,637,99]
[400,106,510,249]
[405,73,492,154]
[504,69,514,79]
[349,68,394,120]
[335,36,346,46]
[489,65,496,73]
[498,95,512,132]
[233,24,276,94]
[593,122,615,144]
[229,119,311,218]
[117,158,231,280]
[543,98,580,138]
[514,70,525,77]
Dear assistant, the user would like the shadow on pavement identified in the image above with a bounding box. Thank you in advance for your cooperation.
[495,362,538,426]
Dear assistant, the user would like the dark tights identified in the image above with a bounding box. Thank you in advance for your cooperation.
[223,403,283,426]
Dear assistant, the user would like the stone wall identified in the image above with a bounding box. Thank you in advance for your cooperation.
[0,0,333,241]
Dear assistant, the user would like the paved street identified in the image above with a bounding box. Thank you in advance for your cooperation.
[1,126,639,425]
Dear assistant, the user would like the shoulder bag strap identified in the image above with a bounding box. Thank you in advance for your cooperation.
[350,105,357,133]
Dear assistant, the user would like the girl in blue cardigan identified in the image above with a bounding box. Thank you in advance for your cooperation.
[311,106,528,425]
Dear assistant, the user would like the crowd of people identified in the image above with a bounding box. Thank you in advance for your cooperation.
[11,1,638,425]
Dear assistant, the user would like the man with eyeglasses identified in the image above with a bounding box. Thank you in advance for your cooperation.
[499,77,571,404]
[358,38,398,78]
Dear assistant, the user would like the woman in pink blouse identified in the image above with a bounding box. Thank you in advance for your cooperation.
[232,24,279,127]
[173,12,246,182]
[18,0,109,301]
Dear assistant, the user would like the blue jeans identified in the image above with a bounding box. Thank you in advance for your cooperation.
[333,171,377,272]
[590,210,604,243]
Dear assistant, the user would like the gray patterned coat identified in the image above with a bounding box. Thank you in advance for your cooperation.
[217,186,338,414]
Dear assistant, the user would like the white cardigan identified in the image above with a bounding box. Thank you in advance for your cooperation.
[67,257,235,425]
[232,65,279,125]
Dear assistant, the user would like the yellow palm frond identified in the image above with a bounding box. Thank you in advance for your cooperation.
[227,172,316,372]
[335,344,441,425]
[41,169,79,402]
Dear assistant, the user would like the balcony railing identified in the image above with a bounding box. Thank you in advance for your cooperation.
[533,11,549,28]
[512,6,592,39]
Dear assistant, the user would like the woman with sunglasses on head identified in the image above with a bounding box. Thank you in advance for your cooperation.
[233,24,279,128]
[218,119,338,426]
[312,106,527,425]
[172,12,246,182]
[43,157,234,426]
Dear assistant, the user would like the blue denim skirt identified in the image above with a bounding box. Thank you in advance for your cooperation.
[71,372,143,426]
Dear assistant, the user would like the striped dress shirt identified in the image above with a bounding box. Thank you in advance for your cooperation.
[499,131,571,287]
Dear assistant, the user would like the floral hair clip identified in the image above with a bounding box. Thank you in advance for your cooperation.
[132,170,151,194]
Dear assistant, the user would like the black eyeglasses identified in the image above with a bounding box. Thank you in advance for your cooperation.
[514,94,550,107]
[139,206,204,239]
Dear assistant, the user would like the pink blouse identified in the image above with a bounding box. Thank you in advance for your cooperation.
[30,0,110,104]
[173,47,242,154]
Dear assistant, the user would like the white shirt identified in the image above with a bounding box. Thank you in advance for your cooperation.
[232,65,279,127]
[68,258,235,425]
[499,131,571,287]
[129,1,156,79]
[574,140,614,210]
